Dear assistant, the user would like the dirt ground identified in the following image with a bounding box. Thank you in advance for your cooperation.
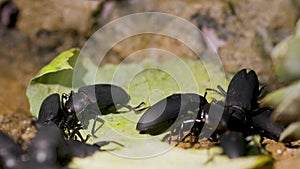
[0,0,299,168]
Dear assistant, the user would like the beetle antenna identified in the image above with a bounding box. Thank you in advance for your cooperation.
[133,102,146,110]
[217,85,227,96]
[124,102,149,113]
[204,91,207,98]
[257,85,267,100]
[205,85,226,97]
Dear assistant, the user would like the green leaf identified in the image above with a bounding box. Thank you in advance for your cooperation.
[26,48,81,117]
[271,19,300,81]
[280,121,300,142]
[70,149,272,169]
[31,48,80,85]
[261,81,300,125]
[261,80,300,142]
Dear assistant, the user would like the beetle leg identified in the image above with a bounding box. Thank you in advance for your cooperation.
[134,102,150,112]
[205,85,227,97]
[167,118,189,144]
[161,133,171,142]
[179,118,206,145]
[177,119,197,143]
[122,102,148,113]
[91,115,105,138]
[133,102,146,109]
[180,132,191,144]
[68,126,89,142]
[168,124,178,144]
[168,110,199,144]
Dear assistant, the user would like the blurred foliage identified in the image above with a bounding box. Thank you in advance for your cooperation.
[262,19,300,142]
[271,19,300,81]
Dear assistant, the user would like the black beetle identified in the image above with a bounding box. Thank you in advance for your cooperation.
[28,123,123,168]
[19,162,64,169]
[0,131,23,169]
[38,84,144,138]
[37,93,83,140]
[136,93,208,136]
[223,69,260,132]
[0,129,66,169]
[28,124,70,167]
[222,69,283,140]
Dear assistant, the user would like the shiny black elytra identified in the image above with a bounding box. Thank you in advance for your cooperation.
[38,84,142,139]
[136,93,208,138]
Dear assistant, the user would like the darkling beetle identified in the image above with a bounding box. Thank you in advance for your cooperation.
[38,84,145,139]
[28,124,70,167]
[0,123,124,169]
[0,131,23,169]
[136,93,208,137]
[28,123,123,168]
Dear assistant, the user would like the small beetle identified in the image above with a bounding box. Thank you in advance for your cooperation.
[19,162,62,169]
[28,124,70,166]
[217,69,282,158]
[29,123,123,168]
[0,131,23,169]
[222,69,283,140]
[136,93,207,136]
[38,84,144,138]
[37,93,83,140]
[223,69,260,133]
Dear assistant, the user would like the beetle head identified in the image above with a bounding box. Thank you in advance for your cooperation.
[64,91,90,115]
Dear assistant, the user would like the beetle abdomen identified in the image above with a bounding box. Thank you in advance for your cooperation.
[38,93,61,124]
[78,84,130,109]
[225,69,260,111]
